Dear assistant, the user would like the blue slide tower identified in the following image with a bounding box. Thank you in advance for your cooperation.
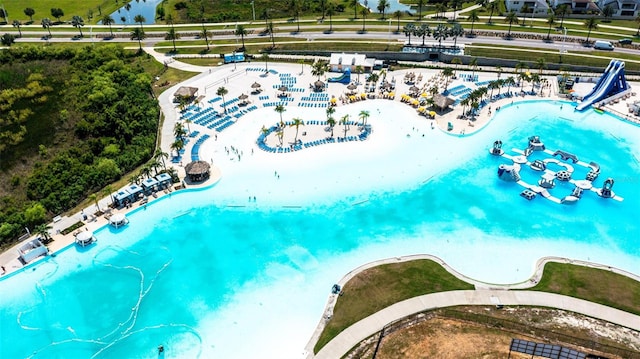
[575,60,629,111]
[328,68,351,84]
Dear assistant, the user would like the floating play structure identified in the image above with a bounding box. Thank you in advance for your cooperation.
[490,136,623,204]
[575,59,630,111]
[327,68,351,84]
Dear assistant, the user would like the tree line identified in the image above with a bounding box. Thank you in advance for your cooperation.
[0,45,159,245]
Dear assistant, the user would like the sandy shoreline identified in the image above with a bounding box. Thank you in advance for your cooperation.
[3,59,639,274]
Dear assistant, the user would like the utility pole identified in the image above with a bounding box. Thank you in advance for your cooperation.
[252,1,256,21]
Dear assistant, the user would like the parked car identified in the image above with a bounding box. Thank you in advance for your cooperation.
[618,38,633,45]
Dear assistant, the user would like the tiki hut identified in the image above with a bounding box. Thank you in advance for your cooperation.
[185,160,211,182]
[174,86,199,102]
[314,80,325,92]
[432,93,455,111]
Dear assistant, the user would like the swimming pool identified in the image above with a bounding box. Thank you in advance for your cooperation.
[1,100,639,358]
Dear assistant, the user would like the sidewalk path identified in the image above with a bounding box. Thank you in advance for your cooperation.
[312,289,640,359]
[306,254,640,359]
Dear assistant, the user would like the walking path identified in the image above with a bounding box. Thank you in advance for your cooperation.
[306,254,640,359]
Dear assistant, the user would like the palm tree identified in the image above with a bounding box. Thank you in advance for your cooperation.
[102,15,114,38]
[450,0,463,21]
[261,53,270,72]
[267,21,275,47]
[217,87,229,113]
[403,23,416,45]
[340,114,350,138]
[505,11,519,38]
[469,57,478,78]
[442,68,454,91]
[134,14,146,30]
[89,193,101,212]
[327,116,336,137]
[326,4,335,32]
[166,28,179,52]
[275,104,286,126]
[451,57,462,77]
[486,1,498,24]
[545,14,556,40]
[72,16,84,37]
[41,18,53,38]
[520,4,530,25]
[505,76,516,95]
[450,23,464,48]
[311,60,328,81]
[635,13,640,35]
[555,4,570,29]
[535,57,546,74]
[170,139,184,157]
[433,23,449,49]
[487,80,499,99]
[417,0,426,21]
[393,11,403,32]
[291,0,301,32]
[12,20,22,38]
[235,24,247,50]
[529,73,540,93]
[319,0,327,19]
[416,23,430,46]
[130,27,146,51]
[354,65,364,83]
[174,122,187,139]
[468,10,480,36]
[155,151,169,171]
[361,8,368,32]
[34,223,53,243]
[359,110,370,127]
[200,10,210,51]
[435,3,448,19]
[378,0,390,20]
[584,17,598,44]
[103,185,115,207]
[24,8,36,22]
[351,0,359,19]
[290,118,304,143]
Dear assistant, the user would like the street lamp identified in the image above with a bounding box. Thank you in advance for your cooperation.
[388,18,392,45]
[251,1,256,21]
[233,51,237,71]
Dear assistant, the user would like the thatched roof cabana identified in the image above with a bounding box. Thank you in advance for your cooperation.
[433,93,455,110]
[174,86,198,100]
[185,161,211,182]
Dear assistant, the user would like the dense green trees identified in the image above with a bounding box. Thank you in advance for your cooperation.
[0,45,158,245]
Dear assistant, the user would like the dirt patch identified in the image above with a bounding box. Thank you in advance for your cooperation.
[345,306,640,359]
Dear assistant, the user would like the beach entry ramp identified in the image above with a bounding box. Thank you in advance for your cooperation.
[328,68,351,84]
[575,59,629,111]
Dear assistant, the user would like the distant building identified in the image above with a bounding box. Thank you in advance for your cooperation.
[505,0,550,14]
[550,0,601,13]
[597,0,639,16]
[329,53,375,73]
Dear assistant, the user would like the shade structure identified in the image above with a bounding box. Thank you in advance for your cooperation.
[174,86,198,99]
[251,82,262,89]
[346,83,358,90]
[278,85,288,92]
[433,93,455,110]
[185,160,211,182]
[75,231,95,247]
[109,213,129,228]
[409,85,420,93]
[238,93,249,100]
[314,80,325,89]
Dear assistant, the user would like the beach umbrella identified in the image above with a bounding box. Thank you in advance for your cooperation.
[421,93,428,98]
[330,97,337,103]
[429,111,436,117]
[388,92,395,98]
[251,82,262,89]
[409,85,420,93]
[278,85,288,92]
[238,93,249,100]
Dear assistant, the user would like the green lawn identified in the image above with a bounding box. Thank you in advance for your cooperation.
[314,259,474,353]
[530,262,640,316]
[3,0,120,24]
[315,259,640,354]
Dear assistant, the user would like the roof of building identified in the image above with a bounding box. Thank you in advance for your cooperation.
[174,86,198,98]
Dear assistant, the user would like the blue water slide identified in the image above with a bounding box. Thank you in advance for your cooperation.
[328,68,351,84]
[576,60,628,111]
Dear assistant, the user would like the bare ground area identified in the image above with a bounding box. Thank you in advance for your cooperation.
[346,306,640,359]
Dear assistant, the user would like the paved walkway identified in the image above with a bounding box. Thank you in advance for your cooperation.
[312,289,640,359]
[305,254,640,359]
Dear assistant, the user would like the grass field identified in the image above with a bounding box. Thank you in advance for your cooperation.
[3,0,120,24]
[530,262,640,316]
[314,259,640,354]
[313,259,474,353]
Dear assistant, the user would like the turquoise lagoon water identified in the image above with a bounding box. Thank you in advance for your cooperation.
[1,101,639,358]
